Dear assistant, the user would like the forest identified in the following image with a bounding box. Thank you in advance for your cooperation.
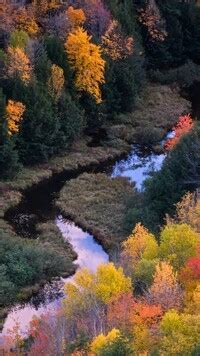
[0,0,200,354]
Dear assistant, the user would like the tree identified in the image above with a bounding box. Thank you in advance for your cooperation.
[121,223,158,277]
[13,6,39,36]
[47,64,65,102]
[63,263,131,338]
[65,27,105,103]
[172,191,200,233]
[67,6,86,29]
[146,261,183,311]
[16,82,61,164]
[6,99,25,135]
[107,293,135,334]
[179,247,200,293]
[28,313,68,356]
[90,329,132,356]
[93,263,131,304]
[164,114,194,151]
[102,20,134,60]
[0,89,21,179]
[160,310,200,355]
[159,223,199,270]
[76,0,111,38]
[138,0,167,42]
[132,300,163,327]
[143,127,200,230]
[7,46,32,84]
[185,284,200,314]
[9,30,29,49]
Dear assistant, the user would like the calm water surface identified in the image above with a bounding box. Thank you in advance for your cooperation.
[1,132,173,335]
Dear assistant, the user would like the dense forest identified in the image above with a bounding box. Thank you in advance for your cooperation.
[0,0,200,354]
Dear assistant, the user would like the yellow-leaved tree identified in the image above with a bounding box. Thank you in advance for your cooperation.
[63,263,131,337]
[47,64,65,102]
[7,47,32,84]
[6,99,25,135]
[147,261,183,311]
[121,223,158,276]
[65,27,105,103]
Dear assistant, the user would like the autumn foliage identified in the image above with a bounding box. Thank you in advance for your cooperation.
[138,0,167,41]
[6,99,25,135]
[164,114,194,150]
[48,64,65,102]
[7,46,32,84]
[102,20,134,60]
[65,27,105,103]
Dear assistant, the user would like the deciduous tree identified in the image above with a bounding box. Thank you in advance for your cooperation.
[6,99,25,135]
[7,46,32,84]
[47,64,65,102]
[102,20,134,60]
[164,114,194,151]
[65,27,105,103]
[121,223,158,276]
[146,261,183,311]
[159,223,199,270]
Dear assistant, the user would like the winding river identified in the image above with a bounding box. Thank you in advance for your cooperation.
[1,132,174,336]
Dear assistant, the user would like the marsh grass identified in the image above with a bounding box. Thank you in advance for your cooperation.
[109,84,191,146]
[36,221,77,275]
[56,173,136,251]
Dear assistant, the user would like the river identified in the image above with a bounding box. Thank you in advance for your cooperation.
[1,132,174,336]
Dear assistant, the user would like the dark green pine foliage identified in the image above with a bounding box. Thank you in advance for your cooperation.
[57,93,85,146]
[183,4,200,64]
[143,126,200,231]
[15,82,61,164]
[44,36,73,83]
[104,0,145,115]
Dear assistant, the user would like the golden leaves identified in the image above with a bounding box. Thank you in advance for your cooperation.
[7,47,32,84]
[65,27,105,103]
[6,100,25,135]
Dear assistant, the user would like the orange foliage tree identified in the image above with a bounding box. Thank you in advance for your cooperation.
[132,300,163,327]
[6,99,25,135]
[67,6,86,29]
[107,292,135,333]
[102,20,134,60]
[65,27,105,103]
[164,114,194,151]
[7,46,32,84]
[13,6,39,36]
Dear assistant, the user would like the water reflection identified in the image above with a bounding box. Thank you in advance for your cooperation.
[1,131,173,335]
[57,216,108,272]
[111,147,166,190]
[2,218,108,335]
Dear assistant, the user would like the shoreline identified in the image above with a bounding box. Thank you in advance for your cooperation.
[0,82,191,322]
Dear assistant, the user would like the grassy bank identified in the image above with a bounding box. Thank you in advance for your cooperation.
[105,84,191,147]
[0,83,191,312]
[56,173,137,253]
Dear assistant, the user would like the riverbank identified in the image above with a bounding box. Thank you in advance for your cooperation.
[0,83,191,316]
[56,173,137,253]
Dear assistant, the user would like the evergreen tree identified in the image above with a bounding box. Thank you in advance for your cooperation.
[0,89,21,179]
